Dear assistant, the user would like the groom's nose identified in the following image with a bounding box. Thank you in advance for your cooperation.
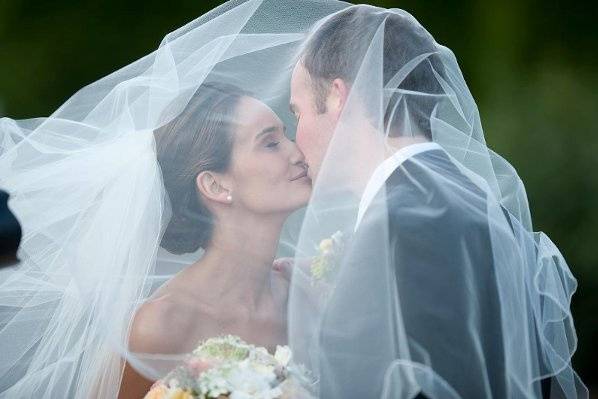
[289,142,306,166]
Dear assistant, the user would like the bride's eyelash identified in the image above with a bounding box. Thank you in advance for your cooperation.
[266,141,280,148]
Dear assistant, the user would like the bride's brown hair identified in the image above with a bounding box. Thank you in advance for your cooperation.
[154,82,248,254]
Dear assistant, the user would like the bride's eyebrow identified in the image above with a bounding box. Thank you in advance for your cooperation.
[254,125,284,141]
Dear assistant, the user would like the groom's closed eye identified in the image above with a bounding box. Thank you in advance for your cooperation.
[289,103,299,119]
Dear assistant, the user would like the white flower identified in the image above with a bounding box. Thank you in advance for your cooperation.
[167,378,180,389]
[197,366,233,398]
[274,346,292,367]
[250,347,273,364]
[227,359,278,398]
[318,238,333,253]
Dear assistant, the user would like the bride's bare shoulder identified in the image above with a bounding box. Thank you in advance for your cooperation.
[128,293,195,354]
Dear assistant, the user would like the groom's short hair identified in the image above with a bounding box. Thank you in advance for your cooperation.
[300,6,446,139]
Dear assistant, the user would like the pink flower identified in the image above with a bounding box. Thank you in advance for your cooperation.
[186,358,215,377]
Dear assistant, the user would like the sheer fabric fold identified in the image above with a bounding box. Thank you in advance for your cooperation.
[287,5,586,398]
[0,1,347,396]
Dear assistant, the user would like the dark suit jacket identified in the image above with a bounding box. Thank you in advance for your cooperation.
[318,149,511,398]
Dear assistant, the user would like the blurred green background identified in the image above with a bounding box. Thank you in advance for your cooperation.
[1,0,596,391]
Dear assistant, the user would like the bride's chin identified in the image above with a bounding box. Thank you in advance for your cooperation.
[297,198,310,209]
[299,185,313,204]
[287,191,312,212]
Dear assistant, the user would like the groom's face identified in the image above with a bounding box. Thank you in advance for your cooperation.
[290,63,337,182]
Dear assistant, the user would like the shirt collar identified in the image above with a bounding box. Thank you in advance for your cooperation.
[354,142,442,231]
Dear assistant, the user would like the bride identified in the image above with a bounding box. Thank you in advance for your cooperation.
[0,0,347,397]
[118,82,311,397]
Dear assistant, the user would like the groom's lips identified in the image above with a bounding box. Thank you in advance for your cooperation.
[290,169,308,181]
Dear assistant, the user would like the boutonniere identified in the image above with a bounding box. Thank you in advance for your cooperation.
[310,231,346,286]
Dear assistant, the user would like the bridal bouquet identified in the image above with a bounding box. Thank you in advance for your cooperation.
[144,335,308,399]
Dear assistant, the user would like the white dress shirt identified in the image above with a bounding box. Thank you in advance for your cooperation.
[354,142,442,231]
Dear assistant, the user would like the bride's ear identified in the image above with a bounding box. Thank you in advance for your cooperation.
[195,171,233,205]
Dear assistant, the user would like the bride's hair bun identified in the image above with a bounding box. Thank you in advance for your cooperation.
[154,82,248,254]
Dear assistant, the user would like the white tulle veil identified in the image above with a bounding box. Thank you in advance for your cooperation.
[0,0,346,396]
[286,4,587,399]
[0,0,586,398]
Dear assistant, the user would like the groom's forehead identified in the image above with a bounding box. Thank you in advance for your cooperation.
[291,62,310,85]
[290,63,312,102]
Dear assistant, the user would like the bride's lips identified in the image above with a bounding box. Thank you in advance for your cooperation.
[290,169,308,181]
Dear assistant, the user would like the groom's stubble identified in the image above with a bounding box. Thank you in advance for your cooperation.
[290,61,340,183]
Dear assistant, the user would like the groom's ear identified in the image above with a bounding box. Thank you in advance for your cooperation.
[195,171,232,205]
[327,78,350,120]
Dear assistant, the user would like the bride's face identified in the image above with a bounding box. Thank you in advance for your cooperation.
[226,96,311,215]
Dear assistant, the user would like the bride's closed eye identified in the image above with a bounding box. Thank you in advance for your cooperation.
[255,124,286,151]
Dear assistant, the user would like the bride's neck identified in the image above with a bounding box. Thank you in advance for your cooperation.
[187,212,284,309]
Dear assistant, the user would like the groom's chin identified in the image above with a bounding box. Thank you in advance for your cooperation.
[307,170,317,185]
[306,164,319,183]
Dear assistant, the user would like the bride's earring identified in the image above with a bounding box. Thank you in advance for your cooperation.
[226,194,233,202]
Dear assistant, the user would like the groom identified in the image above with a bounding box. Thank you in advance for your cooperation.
[289,6,547,399]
